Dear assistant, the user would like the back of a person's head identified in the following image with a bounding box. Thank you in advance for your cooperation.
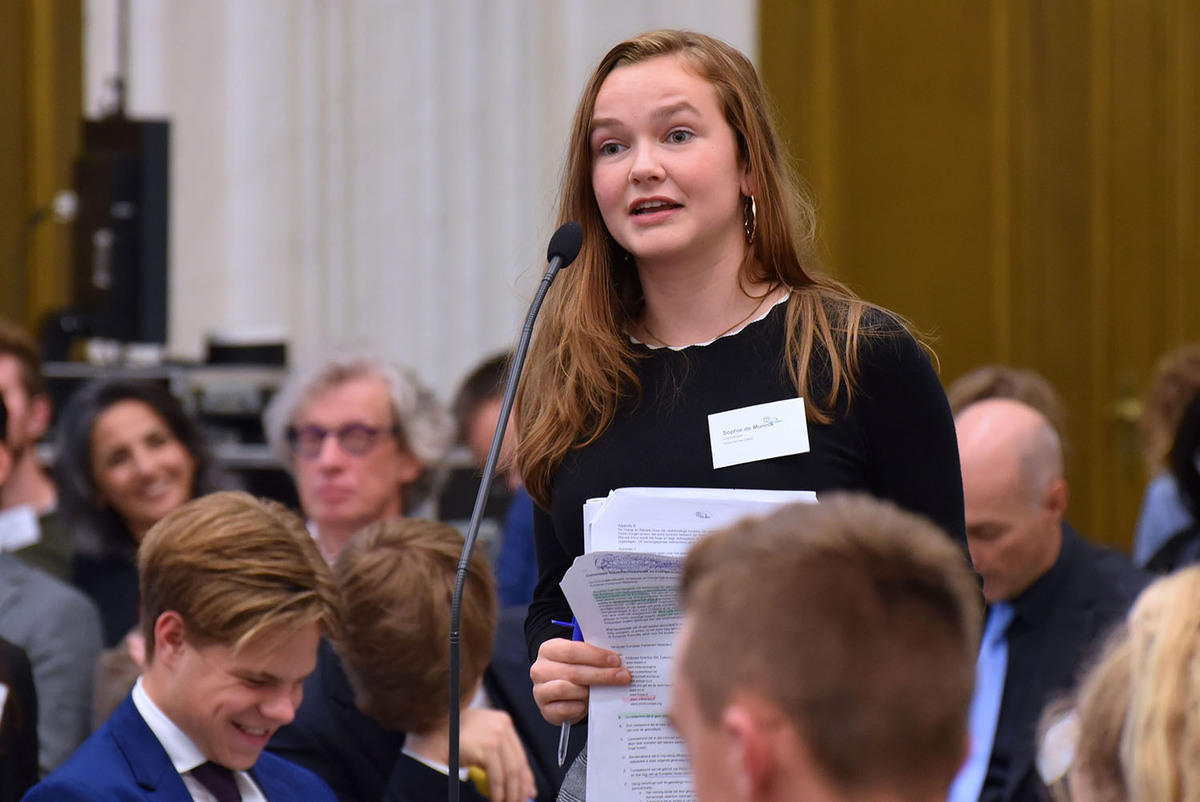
[1069,632,1132,802]
[335,517,496,734]
[1121,568,1200,801]
[1139,345,1200,476]
[138,491,340,662]
[947,365,1069,454]
[679,493,980,801]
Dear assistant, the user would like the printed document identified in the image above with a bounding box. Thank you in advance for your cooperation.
[565,487,815,801]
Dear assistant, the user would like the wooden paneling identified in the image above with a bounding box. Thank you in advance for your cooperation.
[762,0,1200,548]
[0,0,30,321]
[26,0,82,327]
[0,0,81,329]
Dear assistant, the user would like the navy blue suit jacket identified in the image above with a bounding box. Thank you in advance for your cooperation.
[983,524,1149,802]
[22,695,337,801]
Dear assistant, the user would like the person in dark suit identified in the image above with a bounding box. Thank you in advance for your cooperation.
[0,636,38,802]
[950,399,1148,802]
[22,491,341,801]
[335,518,504,802]
[263,352,542,802]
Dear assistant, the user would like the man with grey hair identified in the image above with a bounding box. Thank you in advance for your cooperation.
[950,398,1146,802]
[264,351,538,802]
[262,350,453,562]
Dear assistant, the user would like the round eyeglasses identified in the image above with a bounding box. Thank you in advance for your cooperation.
[285,423,401,459]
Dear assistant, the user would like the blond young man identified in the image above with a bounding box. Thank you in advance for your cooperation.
[337,518,501,802]
[24,492,341,802]
[673,494,981,802]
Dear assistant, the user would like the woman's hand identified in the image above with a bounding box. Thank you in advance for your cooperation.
[529,638,632,725]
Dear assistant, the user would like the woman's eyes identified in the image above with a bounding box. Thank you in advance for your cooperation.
[145,431,170,448]
[104,450,130,469]
[594,129,694,156]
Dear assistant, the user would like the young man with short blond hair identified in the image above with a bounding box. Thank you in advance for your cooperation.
[25,491,341,801]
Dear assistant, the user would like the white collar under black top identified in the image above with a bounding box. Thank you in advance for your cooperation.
[132,678,268,802]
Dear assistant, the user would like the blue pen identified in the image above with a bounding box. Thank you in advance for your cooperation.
[552,618,583,766]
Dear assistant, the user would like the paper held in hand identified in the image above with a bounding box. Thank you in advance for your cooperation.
[563,487,815,802]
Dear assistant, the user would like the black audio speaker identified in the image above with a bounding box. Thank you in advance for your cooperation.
[72,118,169,343]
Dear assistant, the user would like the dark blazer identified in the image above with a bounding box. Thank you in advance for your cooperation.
[22,694,338,802]
[383,753,490,802]
[985,524,1149,802]
[268,638,405,802]
[484,605,573,797]
[0,637,38,802]
[268,607,568,802]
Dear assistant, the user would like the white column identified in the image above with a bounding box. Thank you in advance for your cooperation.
[83,0,757,397]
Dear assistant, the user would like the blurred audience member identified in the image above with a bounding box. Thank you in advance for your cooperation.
[1054,633,1130,802]
[56,379,230,648]
[1059,567,1200,802]
[263,350,452,563]
[453,352,519,492]
[0,317,69,579]
[23,491,341,801]
[946,364,1069,452]
[264,352,544,802]
[1134,344,1200,567]
[675,494,980,802]
[0,394,104,773]
[448,352,537,606]
[1144,389,1200,571]
[951,399,1147,802]
[0,636,38,801]
[337,517,511,802]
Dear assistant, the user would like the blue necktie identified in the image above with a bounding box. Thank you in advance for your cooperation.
[948,602,1014,802]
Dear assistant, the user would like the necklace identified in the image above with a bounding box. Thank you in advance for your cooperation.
[637,286,786,349]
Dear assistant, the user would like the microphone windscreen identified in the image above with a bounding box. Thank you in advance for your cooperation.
[547,221,584,268]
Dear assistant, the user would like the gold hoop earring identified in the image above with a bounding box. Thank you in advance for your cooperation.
[744,195,757,245]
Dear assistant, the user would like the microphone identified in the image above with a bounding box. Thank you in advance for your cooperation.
[447,221,583,802]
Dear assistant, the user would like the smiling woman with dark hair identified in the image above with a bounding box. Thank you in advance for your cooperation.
[56,379,232,647]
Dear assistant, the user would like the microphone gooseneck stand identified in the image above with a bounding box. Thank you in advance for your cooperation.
[447,221,584,802]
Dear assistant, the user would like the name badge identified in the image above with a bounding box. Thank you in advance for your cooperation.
[707,397,809,470]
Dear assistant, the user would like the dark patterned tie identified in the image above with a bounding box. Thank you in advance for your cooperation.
[190,761,242,802]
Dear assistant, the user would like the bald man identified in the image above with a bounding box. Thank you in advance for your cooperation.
[952,399,1147,802]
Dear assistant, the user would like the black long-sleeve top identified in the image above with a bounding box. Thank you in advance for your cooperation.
[526,300,967,659]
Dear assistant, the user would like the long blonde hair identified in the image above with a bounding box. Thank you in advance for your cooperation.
[516,30,906,508]
[1119,568,1200,802]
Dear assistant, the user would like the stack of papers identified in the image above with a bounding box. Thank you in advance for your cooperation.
[562,487,815,802]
